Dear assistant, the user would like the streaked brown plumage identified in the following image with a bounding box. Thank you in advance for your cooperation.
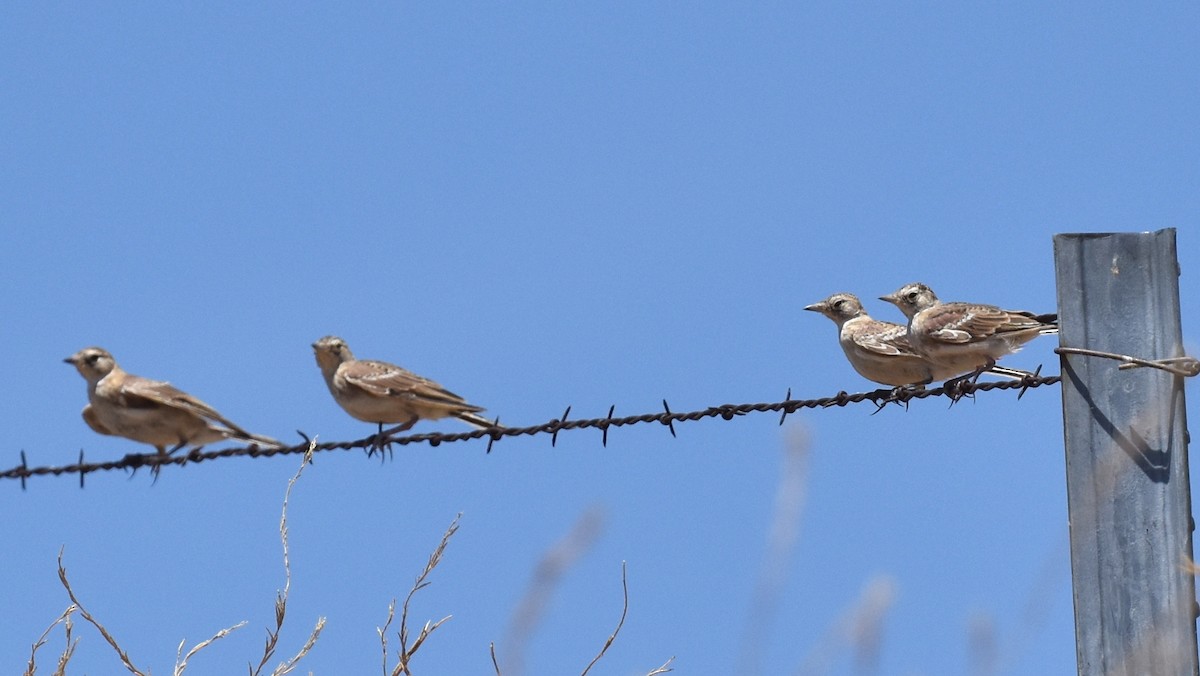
[64,347,281,455]
[879,282,1058,378]
[311,335,498,433]
[805,292,943,387]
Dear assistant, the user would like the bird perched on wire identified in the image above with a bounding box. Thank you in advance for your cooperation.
[311,336,500,445]
[805,292,945,388]
[65,347,281,457]
[879,282,1058,383]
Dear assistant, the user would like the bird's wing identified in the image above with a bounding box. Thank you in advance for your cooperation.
[119,375,250,435]
[342,360,484,412]
[81,405,116,436]
[851,319,915,357]
[920,303,1018,344]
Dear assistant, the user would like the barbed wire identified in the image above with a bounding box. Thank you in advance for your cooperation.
[3,373,1061,488]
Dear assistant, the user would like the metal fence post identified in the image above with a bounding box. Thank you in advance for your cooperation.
[1054,228,1198,675]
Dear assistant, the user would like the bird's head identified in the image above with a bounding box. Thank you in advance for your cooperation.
[880,282,938,320]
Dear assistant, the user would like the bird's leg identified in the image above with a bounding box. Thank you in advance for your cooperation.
[380,418,417,437]
[873,382,925,413]
[366,422,386,459]
[972,358,998,385]
[367,419,417,460]
[378,418,417,462]
[386,417,424,465]
[148,444,179,483]
[943,360,996,404]
[891,383,925,409]
[942,376,971,403]
[891,383,926,397]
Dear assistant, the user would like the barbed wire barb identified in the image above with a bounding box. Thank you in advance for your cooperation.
[3,375,1061,487]
[602,405,616,448]
[486,420,502,454]
[778,388,793,426]
[551,406,571,448]
[1018,364,1044,400]
[661,400,677,438]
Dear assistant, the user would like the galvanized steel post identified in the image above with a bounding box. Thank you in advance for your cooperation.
[1054,228,1198,675]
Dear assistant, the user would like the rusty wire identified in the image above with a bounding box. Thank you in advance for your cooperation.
[2,373,1061,488]
[1055,347,1200,378]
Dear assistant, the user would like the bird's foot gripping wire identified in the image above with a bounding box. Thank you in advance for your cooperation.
[871,384,925,414]
[366,420,416,461]
[366,423,390,461]
[942,371,982,405]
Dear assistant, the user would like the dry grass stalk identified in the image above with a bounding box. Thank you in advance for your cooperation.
[251,441,326,676]
[579,561,629,676]
[490,563,672,676]
[794,575,897,676]
[173,620,248,676]
[741,427,810,675]
[967,613,997,676]
[272,616,326,676]
[52,611,77,676]
[56,540,248,676]
[56,548,147,676]
[43,442,326,676]
[379,513,460,676]
[501,506,604,675]
[24,605,76,676]
[645,657,675,675]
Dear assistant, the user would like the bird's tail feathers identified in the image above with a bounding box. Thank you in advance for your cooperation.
[226,429,285,449]
[1007,311,1058,336]
[455,410,505,431]
[1033,312,1059,334]
[985,364,1038,381]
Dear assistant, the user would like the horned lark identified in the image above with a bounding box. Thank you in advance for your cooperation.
[311,336,499,437]
[65,347,281,456]
[805,293,942,387]
[879,282,1058,380]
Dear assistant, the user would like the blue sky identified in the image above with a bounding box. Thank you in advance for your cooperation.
[2,3,1197,674]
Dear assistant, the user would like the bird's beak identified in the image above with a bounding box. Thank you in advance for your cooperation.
[63,357,75,365]
[803,302,825,313]
[879,294,897,304]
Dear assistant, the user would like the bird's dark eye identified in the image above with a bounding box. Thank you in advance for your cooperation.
[832,300,845,311]
[86,354,99,365]
[905,291,918,302]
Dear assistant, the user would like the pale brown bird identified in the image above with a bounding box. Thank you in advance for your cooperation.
[879,282,1058,381]
[64,347,281,456]
[311,336,499,439]
[805,292,943,387]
